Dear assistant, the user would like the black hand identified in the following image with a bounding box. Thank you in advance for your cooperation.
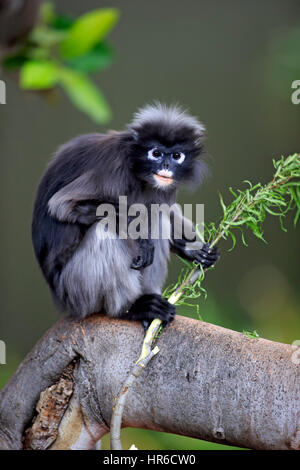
[125,293,176,330]
[189,242,220,269]
[171,239,219,269]
[131,239,155,270]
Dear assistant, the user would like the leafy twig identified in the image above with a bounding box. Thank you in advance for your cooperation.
[165,153,300,306]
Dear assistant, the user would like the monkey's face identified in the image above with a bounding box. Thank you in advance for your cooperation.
[128,103,207,191]
[130,138,204,191]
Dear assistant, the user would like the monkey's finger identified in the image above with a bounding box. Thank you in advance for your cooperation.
[197,252,220,263]
[192,253,218,267]
[202,243,219,255]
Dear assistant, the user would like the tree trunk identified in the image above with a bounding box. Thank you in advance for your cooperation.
[0,314,299,450]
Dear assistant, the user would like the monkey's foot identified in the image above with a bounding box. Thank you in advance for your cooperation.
[125,294,176,331]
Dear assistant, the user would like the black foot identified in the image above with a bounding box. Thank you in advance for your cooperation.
[125,294,176,330]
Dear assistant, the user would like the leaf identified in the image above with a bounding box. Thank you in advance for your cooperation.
[241,230,248,247]
[66,42,114,73]
[51,14,74,31]
[242,330,260,339]
[176,255,192,268]
[294,208,300,226]
[3,53,28,69]
[60,8,120,59]
[39,1,56,24]
[218,192,227,217]
[228,231,236,251]
[20,60,59,89]
[30,26,67,47]
[229,186,237,198]
[58,68,111,124]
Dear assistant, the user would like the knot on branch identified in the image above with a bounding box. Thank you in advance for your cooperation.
[23,361,76,450]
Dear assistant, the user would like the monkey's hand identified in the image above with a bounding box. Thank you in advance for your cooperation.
[171,239,219,269]
[131,239,155,270]
[125,293,176,331]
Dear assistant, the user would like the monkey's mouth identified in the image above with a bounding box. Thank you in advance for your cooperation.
[153,173,174,186]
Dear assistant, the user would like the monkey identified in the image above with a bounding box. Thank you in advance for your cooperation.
[32,103,219,330]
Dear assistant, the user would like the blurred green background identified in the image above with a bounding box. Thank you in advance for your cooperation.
[0,0,299,450]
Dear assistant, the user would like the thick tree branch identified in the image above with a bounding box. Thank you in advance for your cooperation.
[0,314,299,450]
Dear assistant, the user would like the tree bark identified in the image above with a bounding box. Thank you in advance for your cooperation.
[0,314,299,450]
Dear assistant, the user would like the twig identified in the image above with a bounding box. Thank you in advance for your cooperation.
[110,321,161,450]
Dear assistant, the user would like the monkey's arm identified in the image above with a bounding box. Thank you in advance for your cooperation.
[47,173,155,272]
[47,171,120,226]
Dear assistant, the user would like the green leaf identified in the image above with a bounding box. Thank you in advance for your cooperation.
[20,60,59,89]
[66,42,114,73]
[218,192,227,217]
[294,208,300,226]
[51,15,74,31]
[39,2,56,25]
[242,330,260,339]
[3,53,28,69]
[60,8,120,59]
[176,255,192,268]
[30,26,67,47]
[58,68,111,124]
[228,231,236,251]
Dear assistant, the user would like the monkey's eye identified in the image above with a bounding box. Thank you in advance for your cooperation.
[148,148,163,160]
[172,152,185,164]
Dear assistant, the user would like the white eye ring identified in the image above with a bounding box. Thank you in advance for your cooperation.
[148,148,162,160]
[173,152,185,164]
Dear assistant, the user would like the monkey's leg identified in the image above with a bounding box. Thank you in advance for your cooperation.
[133,238,172,330]
[56,223,143,318]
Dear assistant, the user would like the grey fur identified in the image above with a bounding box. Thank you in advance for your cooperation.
[57,214,170,317]
[129,102,205,136]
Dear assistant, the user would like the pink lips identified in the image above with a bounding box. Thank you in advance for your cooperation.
[153,173,174,186]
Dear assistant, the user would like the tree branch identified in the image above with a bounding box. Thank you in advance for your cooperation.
[0,314,299,450]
